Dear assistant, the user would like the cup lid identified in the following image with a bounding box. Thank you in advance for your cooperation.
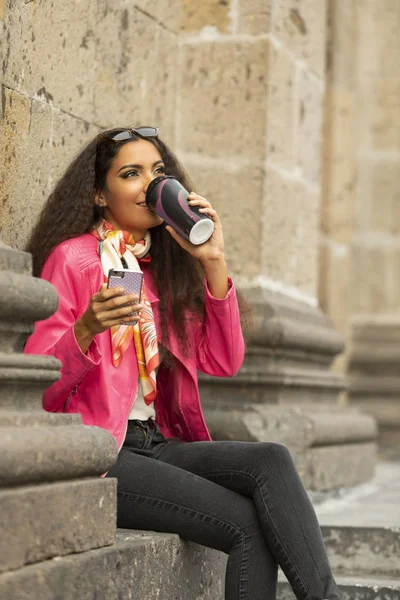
[146,175,176,198]
[189,219,215,245]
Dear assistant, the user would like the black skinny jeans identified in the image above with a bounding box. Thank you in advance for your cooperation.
[106,420,341,600]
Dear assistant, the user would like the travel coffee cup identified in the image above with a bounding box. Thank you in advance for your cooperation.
[146,176,215,245]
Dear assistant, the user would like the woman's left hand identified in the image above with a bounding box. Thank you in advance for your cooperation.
[165,192,225,264]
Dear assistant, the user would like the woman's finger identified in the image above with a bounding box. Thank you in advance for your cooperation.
[95,294,139,312]
[198,207,217,217]
[96,303,142,324]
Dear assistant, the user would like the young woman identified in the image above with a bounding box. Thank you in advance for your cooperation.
[25,127,340,600]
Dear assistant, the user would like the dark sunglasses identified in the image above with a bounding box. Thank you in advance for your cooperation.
[97,126,159,144]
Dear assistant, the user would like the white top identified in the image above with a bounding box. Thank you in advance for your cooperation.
[128,376,156,421]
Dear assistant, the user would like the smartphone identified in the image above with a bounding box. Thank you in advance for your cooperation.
[107,268,144,326]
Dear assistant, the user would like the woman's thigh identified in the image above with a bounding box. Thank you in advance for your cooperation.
[156,439,298,496]
[107,446,263,555]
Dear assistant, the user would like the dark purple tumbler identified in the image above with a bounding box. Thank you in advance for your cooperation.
[146,176,215,245]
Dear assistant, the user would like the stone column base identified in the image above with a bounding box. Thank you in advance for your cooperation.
[349,317,400,458]
[200,285,378,490]
[0,240,118,576]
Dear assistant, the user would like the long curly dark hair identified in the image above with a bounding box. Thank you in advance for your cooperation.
[26,128,249,357]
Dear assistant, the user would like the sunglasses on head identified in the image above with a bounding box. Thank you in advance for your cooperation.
[97,126,159,144]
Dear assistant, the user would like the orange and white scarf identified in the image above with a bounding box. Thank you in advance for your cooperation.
[91,220,159,405]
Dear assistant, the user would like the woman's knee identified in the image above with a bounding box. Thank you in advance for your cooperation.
[250,442,295,471]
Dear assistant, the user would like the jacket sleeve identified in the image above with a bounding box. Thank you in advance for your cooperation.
[194,277,245,377]
[24,246,102,412]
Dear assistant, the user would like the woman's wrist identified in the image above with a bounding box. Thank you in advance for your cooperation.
[202,255,229,299]
[74,318,96,355]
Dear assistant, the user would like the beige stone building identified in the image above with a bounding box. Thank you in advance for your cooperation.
[1,0,399,471]
[0,1,399,597]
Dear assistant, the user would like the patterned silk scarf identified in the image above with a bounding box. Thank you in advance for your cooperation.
[91,219,159,405]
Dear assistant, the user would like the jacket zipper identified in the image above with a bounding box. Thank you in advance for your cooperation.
[63,384,79,412]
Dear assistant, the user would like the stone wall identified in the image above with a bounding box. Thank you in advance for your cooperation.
[179,0,327,298]
[1,0,328,306]
[0,0,182,249]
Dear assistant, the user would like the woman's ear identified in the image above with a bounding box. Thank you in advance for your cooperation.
[95,191,107,207]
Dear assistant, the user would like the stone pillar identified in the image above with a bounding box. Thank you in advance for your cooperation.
[178,0,377,490]
[0,238,118,585]
[320,0,400,452]
[347,0,400,453]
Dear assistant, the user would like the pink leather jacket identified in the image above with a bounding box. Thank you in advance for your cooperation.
[24,234,245,450]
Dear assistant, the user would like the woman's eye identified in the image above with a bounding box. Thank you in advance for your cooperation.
[123,171,139,178]
[155,166,165,174]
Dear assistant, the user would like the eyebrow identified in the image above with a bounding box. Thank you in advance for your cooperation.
[117,160,164,174]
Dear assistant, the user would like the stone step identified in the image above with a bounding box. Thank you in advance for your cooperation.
[277,575,400,600]
[0,530,226,600]
[321,524,400,578]
[2,528,400,599]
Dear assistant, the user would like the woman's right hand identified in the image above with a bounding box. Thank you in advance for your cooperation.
[74,283,142,353]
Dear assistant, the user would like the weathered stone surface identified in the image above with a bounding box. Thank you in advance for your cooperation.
[134,0,183,33]
[266,44,296,169]
[182,0,232,33]
[261,167,319,296]
[355,159,400,236]
[278,575,400,600]
[350,244,400,314]
[3,0,98,123]
[356,0,400,79]
[95,5,178,144]
[0,89,52,250]
[0,531,226,600]
[50,110,100,189]
[237,0,273,35]
[0,271,57,325]
[322,525,400,578]
[178,39,269,158]
[309,412,377,446]
[358,78,400,152]
[0,353,60,408]
[0,424,118,485]
[95,4,157,127]
[297,69,323,184]
[326,0,357,89]
[153,26,180,146]
[242,284,344,354]
[0,20,4,84]
[321,89,357,243]
[179,159,263,278]
[318,241,351,334]
[349,318,400,441]
[0,244,58,353]
[293,187,320,297]
[272,0,328,78]
[307,442,376,491]
[201,366,346,408]
[0,411,82,428]
[0,478,116,573]
[0,241,31,274]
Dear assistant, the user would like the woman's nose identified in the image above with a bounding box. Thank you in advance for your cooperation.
[143,173,158,193]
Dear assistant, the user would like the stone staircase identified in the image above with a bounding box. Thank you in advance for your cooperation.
[1,463,399,599]
[278,462,400,599]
